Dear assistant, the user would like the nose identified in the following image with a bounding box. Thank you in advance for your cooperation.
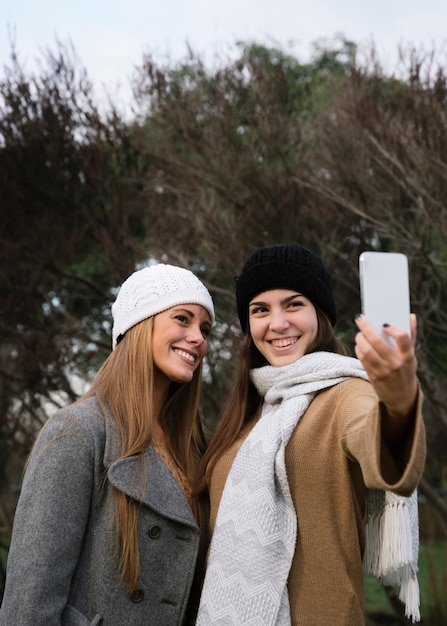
[186,324,206,346]
[269,310,290,332]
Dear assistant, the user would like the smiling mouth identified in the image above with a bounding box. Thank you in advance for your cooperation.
[173,348,196,363]
[270,337,299,348]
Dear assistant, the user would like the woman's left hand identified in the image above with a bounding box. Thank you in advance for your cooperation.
[354,313,418,439]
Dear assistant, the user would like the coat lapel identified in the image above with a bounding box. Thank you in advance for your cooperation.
[107,447,198,528]
[101,401,197,528]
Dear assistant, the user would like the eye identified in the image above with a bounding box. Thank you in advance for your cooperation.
[288,299,305,309]
[174,314,189,323]
[200,326,211,339]
[250,305,268,315]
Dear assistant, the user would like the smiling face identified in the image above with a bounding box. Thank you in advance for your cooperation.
[248,289,318,367]
[152,304,211,393]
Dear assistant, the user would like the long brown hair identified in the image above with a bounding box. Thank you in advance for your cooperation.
[197,304,346,494]
[83,318,208,593]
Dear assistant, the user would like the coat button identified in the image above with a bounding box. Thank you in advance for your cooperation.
[148,524,161,539]
[130,588,144,603]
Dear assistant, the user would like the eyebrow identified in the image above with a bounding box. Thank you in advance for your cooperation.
[249,293,305,307]
[173,307,212,326]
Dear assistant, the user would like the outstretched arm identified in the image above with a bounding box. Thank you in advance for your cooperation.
[354,313,419,446]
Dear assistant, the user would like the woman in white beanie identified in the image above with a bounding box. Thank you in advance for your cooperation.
[0,264,215,626]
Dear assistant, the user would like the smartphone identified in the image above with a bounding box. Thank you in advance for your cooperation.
[359,251,411,344]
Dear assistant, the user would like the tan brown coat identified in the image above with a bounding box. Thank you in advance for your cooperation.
[208,378,425,626]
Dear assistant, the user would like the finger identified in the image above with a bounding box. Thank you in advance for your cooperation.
[354,314,383,343]
[354,330,387,371]
[354,315,395,359]
[410,313,417,343]
[381,320,414,351]
[356,314,413,357]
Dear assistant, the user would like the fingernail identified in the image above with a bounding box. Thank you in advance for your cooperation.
[383,323,390,328]
[354,313,362,321]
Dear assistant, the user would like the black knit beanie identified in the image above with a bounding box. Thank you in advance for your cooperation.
[236,243,337,332]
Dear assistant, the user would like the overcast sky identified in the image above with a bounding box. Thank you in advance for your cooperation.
[1,0,447,111]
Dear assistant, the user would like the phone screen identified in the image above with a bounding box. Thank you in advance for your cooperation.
[359,251,411,343]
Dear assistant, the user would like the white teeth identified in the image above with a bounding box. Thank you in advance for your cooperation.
[174,349,195,363]
[271,338,298,348]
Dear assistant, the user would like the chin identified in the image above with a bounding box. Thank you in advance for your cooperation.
[172,371,195,384]
[272,354,304,367]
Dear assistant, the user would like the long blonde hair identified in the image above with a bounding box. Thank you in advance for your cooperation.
[197,306,346,494]
[83,317,207,593]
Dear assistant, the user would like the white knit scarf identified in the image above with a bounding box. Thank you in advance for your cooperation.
[197,352,420,624]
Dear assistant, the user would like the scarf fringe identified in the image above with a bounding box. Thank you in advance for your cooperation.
[399,569,421,623]
[363,494,420,623]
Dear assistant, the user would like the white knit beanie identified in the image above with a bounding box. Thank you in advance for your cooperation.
[111,263,215,349]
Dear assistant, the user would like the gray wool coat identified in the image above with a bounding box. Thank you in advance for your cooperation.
[0,396,201,626]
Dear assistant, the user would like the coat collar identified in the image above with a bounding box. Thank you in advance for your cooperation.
[102,400,197,529]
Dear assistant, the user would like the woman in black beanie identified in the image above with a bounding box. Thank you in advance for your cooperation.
[196,243,425,625]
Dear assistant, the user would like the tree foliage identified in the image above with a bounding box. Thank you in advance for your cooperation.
[0,41,149,463]
[128,42,447,489]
